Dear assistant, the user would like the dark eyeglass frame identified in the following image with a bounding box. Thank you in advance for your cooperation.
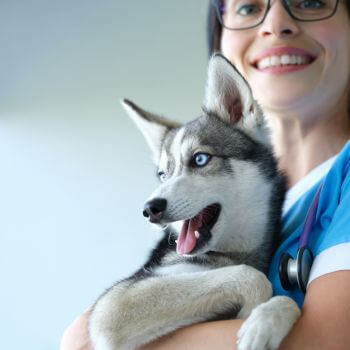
[211,0,341,30]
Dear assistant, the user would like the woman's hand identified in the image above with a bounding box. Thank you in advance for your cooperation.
[60,310,93,350]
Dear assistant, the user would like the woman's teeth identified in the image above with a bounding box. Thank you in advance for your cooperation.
[257,55,311,69]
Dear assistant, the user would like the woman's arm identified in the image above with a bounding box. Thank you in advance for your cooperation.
[59,313,244,350]
[139,270,350,350]
[60,270,350,350]
[138,319,244,350]
[278,270,350,350]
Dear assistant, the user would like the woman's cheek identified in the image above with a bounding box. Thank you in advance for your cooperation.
[220,30,247,76]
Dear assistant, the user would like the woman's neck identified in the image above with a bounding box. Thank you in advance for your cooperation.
[266,109,350,188]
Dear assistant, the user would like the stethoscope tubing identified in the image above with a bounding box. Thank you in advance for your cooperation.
[298,183,323,248]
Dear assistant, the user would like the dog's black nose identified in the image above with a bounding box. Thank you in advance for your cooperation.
[143,198,167,223]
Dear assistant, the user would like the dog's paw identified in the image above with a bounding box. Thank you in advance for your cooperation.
[236,296,300,350]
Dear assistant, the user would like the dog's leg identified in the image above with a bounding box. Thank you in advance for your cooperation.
[237,295,301,350]
[89,265,272,350]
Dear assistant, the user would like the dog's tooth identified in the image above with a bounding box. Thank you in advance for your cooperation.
[195,231,200,239]
[175,240,178,244]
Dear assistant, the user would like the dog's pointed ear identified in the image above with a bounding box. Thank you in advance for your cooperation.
[203,53,255,127]
[121,99,181,161]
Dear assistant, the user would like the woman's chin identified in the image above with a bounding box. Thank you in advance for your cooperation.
[252,82,317,114]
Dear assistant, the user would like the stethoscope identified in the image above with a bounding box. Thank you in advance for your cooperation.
[279,184,323,294]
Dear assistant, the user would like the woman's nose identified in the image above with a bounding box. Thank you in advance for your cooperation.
[258,0,300,38]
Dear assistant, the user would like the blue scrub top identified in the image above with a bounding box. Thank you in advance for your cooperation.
[268,141,350,308]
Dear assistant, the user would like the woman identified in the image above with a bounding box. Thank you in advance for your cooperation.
[61,0,350,348]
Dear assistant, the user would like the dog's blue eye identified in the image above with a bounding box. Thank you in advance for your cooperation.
[194,153,211,167]
[158,171,166,182]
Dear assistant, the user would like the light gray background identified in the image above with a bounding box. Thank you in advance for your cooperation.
[1,1,209,349]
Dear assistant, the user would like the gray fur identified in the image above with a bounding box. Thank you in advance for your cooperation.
[89,54,300,350]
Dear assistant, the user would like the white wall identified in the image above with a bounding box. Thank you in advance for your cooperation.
[1,1,208,349]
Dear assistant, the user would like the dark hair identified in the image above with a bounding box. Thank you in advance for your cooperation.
[207,0,350,56]
[207,1,222,55]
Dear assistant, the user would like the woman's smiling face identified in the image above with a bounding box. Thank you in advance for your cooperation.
[220,0,350,115]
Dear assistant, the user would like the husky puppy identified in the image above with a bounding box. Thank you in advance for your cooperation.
[89,54,300,350]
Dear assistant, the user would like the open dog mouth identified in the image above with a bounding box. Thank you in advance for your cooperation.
[176,203,221,255]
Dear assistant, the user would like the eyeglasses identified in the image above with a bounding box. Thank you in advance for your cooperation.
[212,0,340,30]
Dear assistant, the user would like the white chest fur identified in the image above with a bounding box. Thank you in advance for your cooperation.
[153,262,209,276]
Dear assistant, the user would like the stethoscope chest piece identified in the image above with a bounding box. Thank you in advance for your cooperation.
[279,247,313,294]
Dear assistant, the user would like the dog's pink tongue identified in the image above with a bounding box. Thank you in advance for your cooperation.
[176,215,202,255]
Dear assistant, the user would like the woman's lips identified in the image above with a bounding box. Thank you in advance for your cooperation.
[251,47,317,74]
